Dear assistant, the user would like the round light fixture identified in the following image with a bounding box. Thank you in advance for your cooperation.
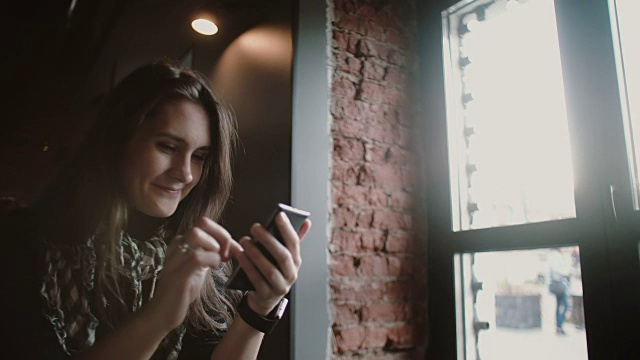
[191,18,218,35]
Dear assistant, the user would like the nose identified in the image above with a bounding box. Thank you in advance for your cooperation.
[171,156,194,184]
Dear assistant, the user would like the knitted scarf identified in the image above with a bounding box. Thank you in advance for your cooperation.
[40,228,185,359]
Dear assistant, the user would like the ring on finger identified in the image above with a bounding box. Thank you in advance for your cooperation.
[178,236,192,254]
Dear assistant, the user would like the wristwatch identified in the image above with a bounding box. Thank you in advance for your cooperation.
[238,291,288,334]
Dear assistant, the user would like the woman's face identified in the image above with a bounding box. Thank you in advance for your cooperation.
[121,99,212,218]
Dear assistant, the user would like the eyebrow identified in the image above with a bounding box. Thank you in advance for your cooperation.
[157,132,211,151]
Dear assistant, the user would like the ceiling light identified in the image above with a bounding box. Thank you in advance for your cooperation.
[192,18,218,35]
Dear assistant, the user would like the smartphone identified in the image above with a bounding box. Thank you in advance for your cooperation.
[225,203,311,291]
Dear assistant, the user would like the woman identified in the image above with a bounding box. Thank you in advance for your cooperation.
[3,59,310,359]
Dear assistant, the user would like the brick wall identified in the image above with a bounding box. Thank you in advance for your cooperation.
[327,0,427,358]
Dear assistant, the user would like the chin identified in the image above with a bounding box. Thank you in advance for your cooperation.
[141,203,179,218]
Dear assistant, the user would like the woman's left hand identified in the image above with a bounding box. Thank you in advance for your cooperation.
[232,212,312,316]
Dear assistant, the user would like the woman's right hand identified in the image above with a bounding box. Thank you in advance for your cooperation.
[145,217,242,332]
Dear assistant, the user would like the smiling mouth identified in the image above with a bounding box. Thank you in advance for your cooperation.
[154,184,182,195]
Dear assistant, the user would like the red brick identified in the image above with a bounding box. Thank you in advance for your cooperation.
[330,255,357,276]
[333,0,357,13]
[362,60,386,81]
[385,231,412,253]
[370,42,391,62]
[387,324,417,348]
[332,353,417,360]
[355,3,379,20]
[331,228,362,253]
[357,3,393,28]
[384,67,406,88]
[385,29,405,49]
[331,159,359,183]
[330,279,415,302]
[388,49,407,67]
[353,38,380,57]
[363,124,395,144]
[333,327,365,352]
[334,137,365,161]
[362,327,389,349]
[384,87,408,107]
[334,206,358,227]
[333,303,361,326]
[332,76,357,98]
[343,99,384,123]
[387,147,410,165]
[329,0,424,357]
[330,97,348,119]
[361,302,409,323]
[368,187,388,207]
[358,255,401,276]
[365,143,388,163]
[355,208,374,228]
[334,184,365,206]
[366,21,385,42]
[333,30,350,50]
[358,163,406,187]
[358,80,385,103]
[335,52,364,76]
[332,117,365,140]
[372,208,411,230]
[389,190,412,209]
[361,230,386,251]
[335,11,367,35]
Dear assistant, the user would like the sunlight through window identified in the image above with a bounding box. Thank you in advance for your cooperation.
[610,0,640,210]
[442,0,576,231]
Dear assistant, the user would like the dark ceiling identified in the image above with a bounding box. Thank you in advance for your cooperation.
[0,0,289,201]
[1,0,280,129]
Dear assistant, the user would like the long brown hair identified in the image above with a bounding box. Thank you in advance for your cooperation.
[32,58,241,334]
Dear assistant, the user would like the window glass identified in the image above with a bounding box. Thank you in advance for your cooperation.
[609,0,640,210]
[442,0,576,231]
[454,246,587,360]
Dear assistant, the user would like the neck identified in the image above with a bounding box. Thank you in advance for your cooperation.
[126,209,163,239]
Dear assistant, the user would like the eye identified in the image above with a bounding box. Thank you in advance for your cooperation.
[157,142,177,153]
[191,152,208,163]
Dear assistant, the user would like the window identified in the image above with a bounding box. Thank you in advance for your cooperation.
[419,0,640,359]
[442,0,576,231]
[610,0,640,210]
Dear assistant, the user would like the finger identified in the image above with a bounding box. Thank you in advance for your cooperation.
[298,219,312,241]
[235,250,288,312]
[230,236,249,258]
[239,250,290,298]
[181,249,222,269]
[271,213,302,267]
[164,243,222,277]
[196,217,242,259]
[249,222,291,265]
[236,238,272,294]
[184,227,220,253]
[243,234,295,292]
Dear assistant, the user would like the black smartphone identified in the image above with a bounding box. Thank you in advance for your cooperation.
[225,203,311,291]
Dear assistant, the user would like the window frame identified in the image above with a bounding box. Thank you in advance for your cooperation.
[417,0,640,358]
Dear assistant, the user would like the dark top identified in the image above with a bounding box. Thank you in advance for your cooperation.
[2,208,223,360]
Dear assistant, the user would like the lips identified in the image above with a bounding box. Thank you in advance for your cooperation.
[153,184,182,195]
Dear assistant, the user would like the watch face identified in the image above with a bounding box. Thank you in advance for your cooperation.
[275,298,289,319]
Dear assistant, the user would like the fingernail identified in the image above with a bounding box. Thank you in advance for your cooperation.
[279,212,290,223]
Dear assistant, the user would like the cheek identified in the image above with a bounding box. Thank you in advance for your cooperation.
[122,146,163,187]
